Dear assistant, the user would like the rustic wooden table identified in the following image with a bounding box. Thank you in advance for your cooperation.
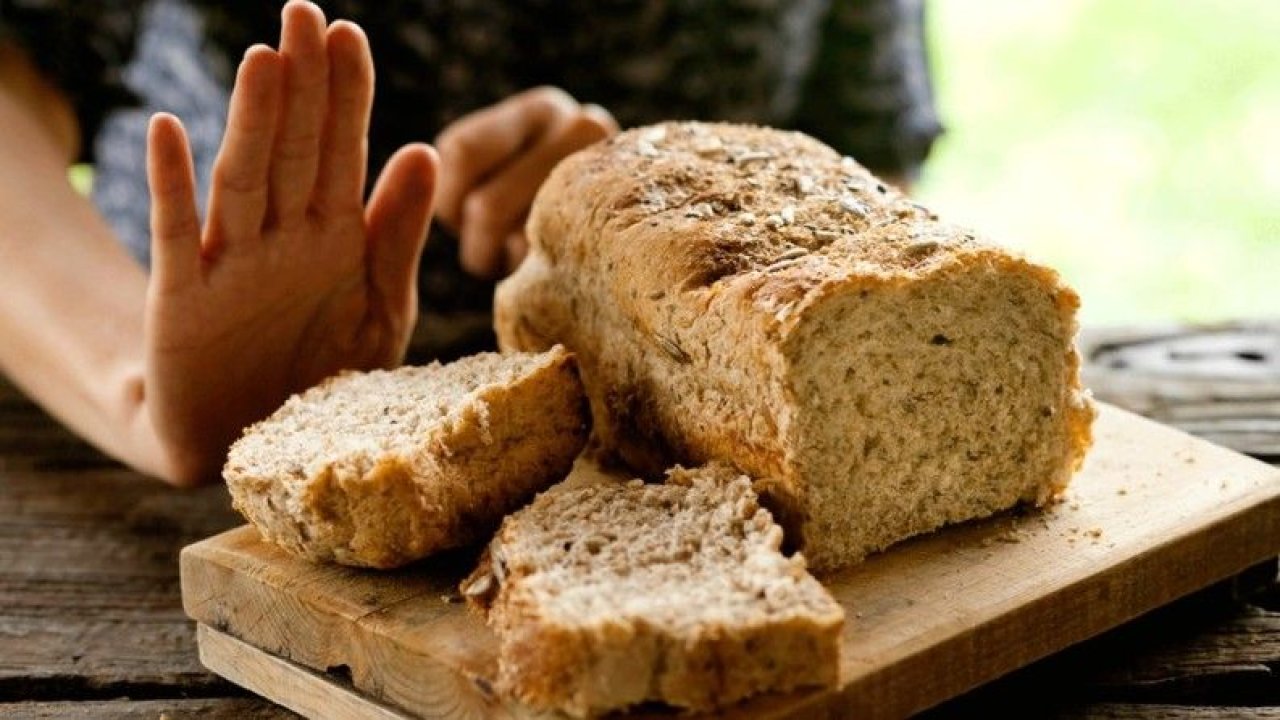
[1,323,1276,719]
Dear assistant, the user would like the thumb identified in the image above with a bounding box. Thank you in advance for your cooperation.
[365,143,439,314]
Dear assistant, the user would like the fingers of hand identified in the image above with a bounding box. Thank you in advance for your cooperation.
[268,0,329,223]
[457,105,615,278]
[580,103,620,135]
[434,86,579,232]
[313,20,374,215]
[366,143,440,317]
[207,45,282,245]
[147,113,201,286]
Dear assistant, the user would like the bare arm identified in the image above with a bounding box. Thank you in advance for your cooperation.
[0,2,438,486]
[0,41,167,476]
[0,0,616,486]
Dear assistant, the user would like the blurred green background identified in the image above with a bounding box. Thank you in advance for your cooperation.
[919,0,1279,325]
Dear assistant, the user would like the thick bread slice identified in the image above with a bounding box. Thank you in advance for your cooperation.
[461,464,845,717]
[496,122,1095,571]
[223,347,588,569]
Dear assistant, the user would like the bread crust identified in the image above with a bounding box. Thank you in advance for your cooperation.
[224,348,589,568]
[496,122,1095,571]
[461,467,844,717]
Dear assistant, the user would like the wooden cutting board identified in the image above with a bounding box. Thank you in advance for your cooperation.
[180,403,1280,719]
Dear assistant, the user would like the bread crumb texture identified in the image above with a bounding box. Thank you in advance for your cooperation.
[223,347,588,568]
[496,121,1096,571]
[462,463,844,717]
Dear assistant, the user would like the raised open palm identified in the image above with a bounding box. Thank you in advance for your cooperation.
[144,1,437,484]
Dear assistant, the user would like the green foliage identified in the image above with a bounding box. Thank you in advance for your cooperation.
[920,0,1280,324]
[69,164,93,196]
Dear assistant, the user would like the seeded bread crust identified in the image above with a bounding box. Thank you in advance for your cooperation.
[495,122,1095,571]
[223,347,589,569]
[462,464,844,717]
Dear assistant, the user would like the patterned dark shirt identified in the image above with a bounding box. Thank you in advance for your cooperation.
[1,0,941,356]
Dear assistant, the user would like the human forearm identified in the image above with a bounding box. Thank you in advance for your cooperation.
[0,47,180,483]
[2,3,452,488]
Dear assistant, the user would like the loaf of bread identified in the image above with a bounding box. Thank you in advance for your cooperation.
[461,464,844,717]
[495,122,1095,571]
[223,347,588,568]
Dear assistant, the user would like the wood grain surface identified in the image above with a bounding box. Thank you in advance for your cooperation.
[1080,324,1280,459]
[181,404,1280,719]
[3,322,1278,719]
[198,626,414,720]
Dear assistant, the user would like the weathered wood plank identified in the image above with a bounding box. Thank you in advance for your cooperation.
[1080,323,1280,380]
[1080,323,1280,457]
[0,463,243,700]
[198,625,415,720]
[1088,604,1280,688]
[924,563,1280,717]
[0,697,297,719]
[1052,704,1280,719]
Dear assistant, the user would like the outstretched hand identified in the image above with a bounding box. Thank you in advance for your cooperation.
[145,1,438,485]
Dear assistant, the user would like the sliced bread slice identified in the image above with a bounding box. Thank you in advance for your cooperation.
[461,464,845,717]
[224,347,588,568]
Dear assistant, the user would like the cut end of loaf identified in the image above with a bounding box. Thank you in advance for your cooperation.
[223,347,589,568]
[462,463,844,717]
[781,250,1095,570]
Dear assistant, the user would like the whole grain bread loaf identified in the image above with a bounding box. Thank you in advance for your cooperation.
[495,122,1095,572]
[223,347,588,568]
[461,464,844,717]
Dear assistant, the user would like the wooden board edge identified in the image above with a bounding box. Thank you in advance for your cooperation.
[197,623,413,720]
[836,491,1280,719]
